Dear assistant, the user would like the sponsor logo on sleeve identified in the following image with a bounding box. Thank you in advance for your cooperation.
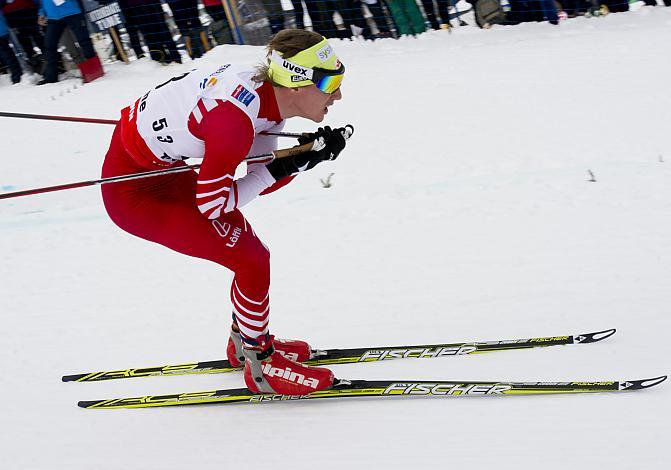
[231,85,256,107]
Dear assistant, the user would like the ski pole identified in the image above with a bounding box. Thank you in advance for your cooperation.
[0,144,307,201]
[0,111,303,138]
[0,111,118,125]
[0,126,353,201]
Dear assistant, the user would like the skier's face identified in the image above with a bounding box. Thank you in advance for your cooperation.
[294,85,342,123]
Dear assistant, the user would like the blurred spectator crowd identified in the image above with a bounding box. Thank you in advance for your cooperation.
[1,0,670,85]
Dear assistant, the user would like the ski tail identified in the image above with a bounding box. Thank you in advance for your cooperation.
[77,375,666,410]
[64,328,617,383]
[62,359,237,383]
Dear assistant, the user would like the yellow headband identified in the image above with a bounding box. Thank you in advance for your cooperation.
[268,38,342,88]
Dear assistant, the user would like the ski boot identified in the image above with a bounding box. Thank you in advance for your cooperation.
[227,328,312,368]
[242,335,334,394]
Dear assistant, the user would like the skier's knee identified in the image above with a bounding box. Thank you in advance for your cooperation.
[247,245,270,274]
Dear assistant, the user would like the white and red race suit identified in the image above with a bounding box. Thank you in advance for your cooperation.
[102,64,296,344]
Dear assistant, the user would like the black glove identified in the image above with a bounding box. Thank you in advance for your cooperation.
[265,125,352,181]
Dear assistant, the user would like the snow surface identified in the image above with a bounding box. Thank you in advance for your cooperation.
[1,7,670,469]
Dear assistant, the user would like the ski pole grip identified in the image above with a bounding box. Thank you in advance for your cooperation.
[271,125,354,159]
[272,141,315,159]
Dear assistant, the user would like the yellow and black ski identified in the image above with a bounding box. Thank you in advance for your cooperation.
[78,375,667,410]
[63,328,616,383]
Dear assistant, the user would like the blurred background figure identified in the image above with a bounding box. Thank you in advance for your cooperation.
[263,0,286,34]
[301,1,344,38]
[202,0,234,44]
[1,0,44,73]
[117,0,182,64]
[601,0,629,12]
[37,0,103,84]
[339,0,382,39]
[506,0,557,25]
[363,0,393,38]
[291,0,336,36]
[385,0,425,35]
[167,0,205,58]
[103,0,144,59]
[420,0,453,29]
[534,0,559,23]
[289,0,306,29]
[0,6,22,83]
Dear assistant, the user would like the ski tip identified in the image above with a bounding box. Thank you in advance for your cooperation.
[640,375,667,389]
[574,328,616,344]
[621,375,667,391]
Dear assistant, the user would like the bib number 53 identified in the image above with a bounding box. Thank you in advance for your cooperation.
[153,118,173,144]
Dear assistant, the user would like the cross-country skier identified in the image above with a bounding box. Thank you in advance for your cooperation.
[101,29,350,395]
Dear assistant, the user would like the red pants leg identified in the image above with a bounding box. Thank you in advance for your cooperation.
[101,126,270,342]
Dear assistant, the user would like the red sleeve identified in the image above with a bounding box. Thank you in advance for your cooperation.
[260,175,296,195]
[189,99,254,219]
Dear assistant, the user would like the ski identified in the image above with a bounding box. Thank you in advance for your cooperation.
[78,375,667,409]
[64,328,616,383]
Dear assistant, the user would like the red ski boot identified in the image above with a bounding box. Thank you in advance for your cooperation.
[242,335,334,394]
[227,328,312,367]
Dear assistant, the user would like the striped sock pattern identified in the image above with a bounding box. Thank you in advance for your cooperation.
[231,279,269,344]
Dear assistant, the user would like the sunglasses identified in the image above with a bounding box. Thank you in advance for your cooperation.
[311,64,345,94]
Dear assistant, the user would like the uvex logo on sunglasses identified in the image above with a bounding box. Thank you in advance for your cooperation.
[282,60,309,77]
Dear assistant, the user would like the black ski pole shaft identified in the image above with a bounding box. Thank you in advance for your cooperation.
[0,111,302,137]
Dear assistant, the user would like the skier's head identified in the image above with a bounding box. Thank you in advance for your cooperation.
[258,30,344,123]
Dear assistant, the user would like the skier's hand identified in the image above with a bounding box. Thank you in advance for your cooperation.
[266,125,353,180]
